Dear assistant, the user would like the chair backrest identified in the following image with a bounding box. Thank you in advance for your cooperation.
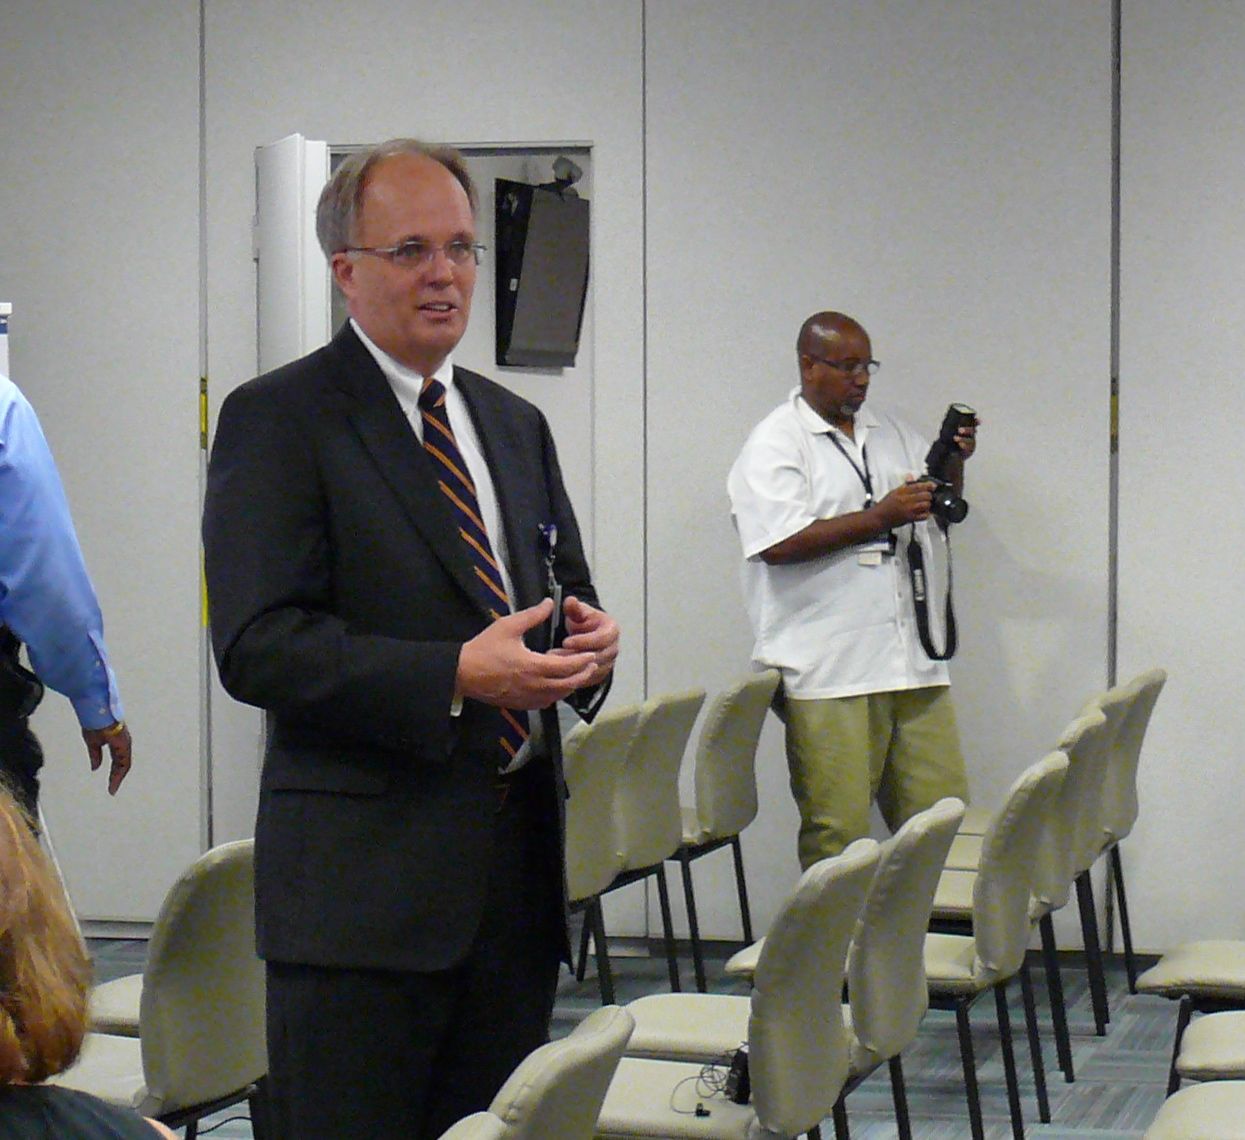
[973,752,1070,980]
[747,838,880,1137]
[847,797,965,1070]
[437,1113,508,1140]
[687,669,780,841]
[1100,667,1167,844]
[563,702,642,903]
[615,688,706,870]
[1030,708,1111,908]
[488,1004,635,1140]
[138,839,265,1116]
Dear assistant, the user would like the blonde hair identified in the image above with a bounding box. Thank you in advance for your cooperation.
[0,789,90,1084]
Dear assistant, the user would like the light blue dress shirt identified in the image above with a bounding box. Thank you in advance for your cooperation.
[0,375,122,729]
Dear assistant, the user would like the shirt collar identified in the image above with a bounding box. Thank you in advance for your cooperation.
[350,318,455,416]
[790,387,880,439]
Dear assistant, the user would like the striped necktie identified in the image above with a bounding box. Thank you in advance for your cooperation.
[418,377,529,765]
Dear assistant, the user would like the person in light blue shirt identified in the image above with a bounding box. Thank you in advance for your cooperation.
[0,374,131,818]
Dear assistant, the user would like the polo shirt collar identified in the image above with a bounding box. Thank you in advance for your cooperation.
[791,387,881,441]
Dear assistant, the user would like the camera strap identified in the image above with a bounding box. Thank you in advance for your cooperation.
[906,523,958,661]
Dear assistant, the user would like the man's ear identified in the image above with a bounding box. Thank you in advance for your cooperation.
[330,252,355,299]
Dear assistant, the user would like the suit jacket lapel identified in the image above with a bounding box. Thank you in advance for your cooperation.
[326,326,491,616]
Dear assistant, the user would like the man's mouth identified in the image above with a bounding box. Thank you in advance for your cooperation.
[420,302,455,314]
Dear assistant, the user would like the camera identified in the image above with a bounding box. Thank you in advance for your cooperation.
[922,475,968,525]
[922,403,976,525]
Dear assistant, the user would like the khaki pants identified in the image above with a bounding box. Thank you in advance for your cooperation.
[784,686,968,869]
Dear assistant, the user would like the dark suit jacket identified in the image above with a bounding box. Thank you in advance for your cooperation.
[202,323,606,972]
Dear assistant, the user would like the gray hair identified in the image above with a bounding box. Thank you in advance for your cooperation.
[315,138,478,257]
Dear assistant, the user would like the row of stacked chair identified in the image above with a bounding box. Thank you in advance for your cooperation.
[933,668,1168,1095]
[561,666,1171,1139]
[563,670,781,1001]
[443,772,1058,1140]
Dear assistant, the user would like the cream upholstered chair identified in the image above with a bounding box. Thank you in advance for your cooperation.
[1042,697,1127,1043]
[924,752,1069,1140]
[435,1006,635,1139]
[1136,940,1245,1095]
[1144,1081,1245,1139]
[590,688,706,995]
[438,1114,508,1139]
[51,840,267,1139]
[933,708,1113,1085]
[718,800,965,1140]
[89,972,143,1037]
[1097,667,1167,992]
[564,702,644,1005]
[594,839,881,1140]
[491,1005,635,1138]
[838,798,965,1138]
[669,668,779,992]
[1173,1009,1245,1085]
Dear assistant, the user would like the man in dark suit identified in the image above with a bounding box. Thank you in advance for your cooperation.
[202,139,619,1140]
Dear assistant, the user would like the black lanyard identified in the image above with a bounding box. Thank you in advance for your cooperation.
[826,434,874,507]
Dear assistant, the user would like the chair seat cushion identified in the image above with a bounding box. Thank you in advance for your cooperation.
[924,932,981,993]
[930,869,975,919]
[944,833,983,871]
[723,939,763,981]
[1137,941,1245,999]
[1178,1011,1245,1079]
[46,1033,149,1114]
[87,974,143,1037]
[597,1055,759,1137]
[958,804,993,835]
[1145,1080,1245,1139]
[625,994,748,1061]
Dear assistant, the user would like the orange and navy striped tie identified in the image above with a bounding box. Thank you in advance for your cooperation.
[418,377,529,765]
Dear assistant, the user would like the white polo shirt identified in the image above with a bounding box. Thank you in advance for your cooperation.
[727,388,950,700]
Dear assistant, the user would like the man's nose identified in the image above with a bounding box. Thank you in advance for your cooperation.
[421,248,456,281]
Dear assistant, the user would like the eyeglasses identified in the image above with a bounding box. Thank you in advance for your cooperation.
[804,355,881,377]
[342,238,487,268]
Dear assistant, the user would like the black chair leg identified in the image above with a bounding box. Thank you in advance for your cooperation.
[994,982,1025,1140]
[731,835,754,944]
[589,900,615,1005]
[955,1001,986,1140]
[806,1125,822,1140]
[575,908,592,981]
[1020,961,1051,1123]
[1110,845,1139,993]
[1167,995,1192,1096]
[889,1054,912,1140]
[654,867,682,992]
[676,853,708,992]
[832,1095,850,1139]
[1040,913,1075,1081]
[1076,870,1110,1035]
[184,1124,197,1140]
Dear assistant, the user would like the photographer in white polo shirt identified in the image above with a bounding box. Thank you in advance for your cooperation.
[728,310,975,868]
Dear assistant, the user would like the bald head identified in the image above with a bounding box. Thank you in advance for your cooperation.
[796,311,868,358]
[796,311,874,430]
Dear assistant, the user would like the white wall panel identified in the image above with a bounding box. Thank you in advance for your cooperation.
[0,2,203,918]
[645,0,1113,937]
[1118,1,1245,949]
